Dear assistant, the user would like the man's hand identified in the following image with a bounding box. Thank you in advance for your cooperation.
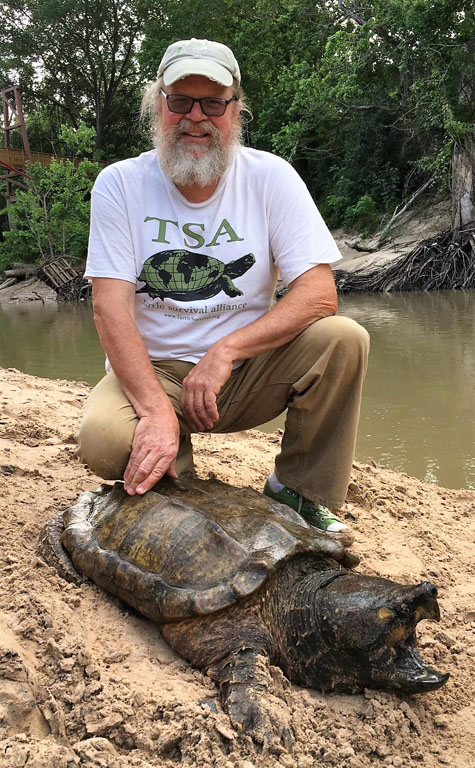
[179,266,338,431]
[123,412,180,495]
[180,345,234,431]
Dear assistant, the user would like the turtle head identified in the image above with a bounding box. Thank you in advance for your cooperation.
[225,253,255,278]
[309,573,449,694]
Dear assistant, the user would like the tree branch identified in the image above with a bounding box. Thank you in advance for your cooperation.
[345,104,395,113]
[336,1,365,26]
[376,177,435,247]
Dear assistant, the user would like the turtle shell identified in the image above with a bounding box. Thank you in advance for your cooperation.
[61,475,346,623]
[139,250,223,293]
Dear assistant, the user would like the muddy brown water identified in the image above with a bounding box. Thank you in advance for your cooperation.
[0,290,473,490]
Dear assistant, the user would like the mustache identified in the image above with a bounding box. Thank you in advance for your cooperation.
[172,119,221,139]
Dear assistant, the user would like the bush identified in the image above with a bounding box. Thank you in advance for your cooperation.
[321,193,349,228]
[344,194,379,235]
[0,124,102,270]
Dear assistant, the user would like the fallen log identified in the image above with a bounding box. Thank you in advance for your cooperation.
[2,264,38,278]
[0,277,18,289]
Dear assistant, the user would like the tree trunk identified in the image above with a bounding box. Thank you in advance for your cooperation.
[451,136,475,235]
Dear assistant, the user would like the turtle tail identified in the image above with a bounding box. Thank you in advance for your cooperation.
[37,511,87,586]
[225,253,255,278]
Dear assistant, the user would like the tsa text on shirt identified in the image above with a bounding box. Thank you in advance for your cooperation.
[144,217,244,249]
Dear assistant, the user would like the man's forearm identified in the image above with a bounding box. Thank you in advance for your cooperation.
[214,264,337,364]
[179,264,338,431]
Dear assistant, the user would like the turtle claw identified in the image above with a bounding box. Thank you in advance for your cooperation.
[216,647,294,750]
[225,686,293,751]
[281,726,294,752]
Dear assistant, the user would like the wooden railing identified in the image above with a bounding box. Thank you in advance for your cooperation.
[0,147,70,172]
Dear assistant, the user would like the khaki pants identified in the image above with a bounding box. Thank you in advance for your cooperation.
[76,315,369,508]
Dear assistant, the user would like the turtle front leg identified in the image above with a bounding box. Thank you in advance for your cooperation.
[221,274,243,297]
[210,646,294,750]
[163,612,294,749]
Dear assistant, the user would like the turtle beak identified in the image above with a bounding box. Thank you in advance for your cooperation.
[376,582,449,693]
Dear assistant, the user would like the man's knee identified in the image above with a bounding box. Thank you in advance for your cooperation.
[303,315,370,363]
[75,409,135,480]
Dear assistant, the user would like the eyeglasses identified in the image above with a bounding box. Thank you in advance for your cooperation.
[160,89,237,117]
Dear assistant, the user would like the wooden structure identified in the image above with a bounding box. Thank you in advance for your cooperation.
[0,147,66,173]
[37,258,79,291]
[37,257,90,301]
[2,86,31,157]
[1,86,32,211]
[0,257,88,301]
[0,87,70,211]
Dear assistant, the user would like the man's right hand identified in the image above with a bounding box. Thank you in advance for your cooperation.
[123,412,180,495]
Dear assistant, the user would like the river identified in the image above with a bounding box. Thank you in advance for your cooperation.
[0,290,474,490]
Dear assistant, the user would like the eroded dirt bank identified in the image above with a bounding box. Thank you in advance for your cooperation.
[0,368,474,768]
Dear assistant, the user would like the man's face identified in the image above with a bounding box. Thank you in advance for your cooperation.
[159,74,240,149]
[155,74,242,189]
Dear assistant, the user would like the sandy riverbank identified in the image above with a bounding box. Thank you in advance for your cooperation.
[0,367,474,768]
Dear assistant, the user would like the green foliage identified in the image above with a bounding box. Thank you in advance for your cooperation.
[58,124,96,157]
[0,135,102,269]
[1,0,475,232]
[322,194,348,227]
[418,142,454,187]
[138,0,473,224]
[344,194,379,235]
[0,0,154,157]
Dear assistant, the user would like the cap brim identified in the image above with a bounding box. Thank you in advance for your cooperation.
[162,59,234,87]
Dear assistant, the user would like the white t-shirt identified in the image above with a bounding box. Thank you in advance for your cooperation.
[86,147,341,363]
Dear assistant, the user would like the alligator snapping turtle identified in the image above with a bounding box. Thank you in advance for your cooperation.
[137,249,255,300]
[38,476,448,746]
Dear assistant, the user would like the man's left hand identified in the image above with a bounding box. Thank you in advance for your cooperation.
[180,345,233,431]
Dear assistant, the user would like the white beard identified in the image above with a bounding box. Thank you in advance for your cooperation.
[154,118,241,188]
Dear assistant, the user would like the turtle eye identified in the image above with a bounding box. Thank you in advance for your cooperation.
[377,607,396,623]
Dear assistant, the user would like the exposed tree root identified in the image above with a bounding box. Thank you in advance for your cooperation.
[334,223,475,293]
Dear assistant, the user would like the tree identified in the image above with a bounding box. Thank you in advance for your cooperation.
[139,0,422,227]
[0,0,155,157]
[0,124,102,270]
[139,0,339,186]
[2,0,473,235]
[318,0,475,232]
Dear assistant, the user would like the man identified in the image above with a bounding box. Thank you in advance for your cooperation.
[77,38,369,542]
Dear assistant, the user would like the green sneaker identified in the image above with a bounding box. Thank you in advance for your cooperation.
[263,478,350,535]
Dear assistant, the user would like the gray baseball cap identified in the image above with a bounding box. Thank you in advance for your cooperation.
[157,38,241,87]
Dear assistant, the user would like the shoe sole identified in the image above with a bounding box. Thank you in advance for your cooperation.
[307,525,355,547]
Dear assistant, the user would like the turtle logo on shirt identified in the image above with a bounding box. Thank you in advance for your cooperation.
[137,249,255,301]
